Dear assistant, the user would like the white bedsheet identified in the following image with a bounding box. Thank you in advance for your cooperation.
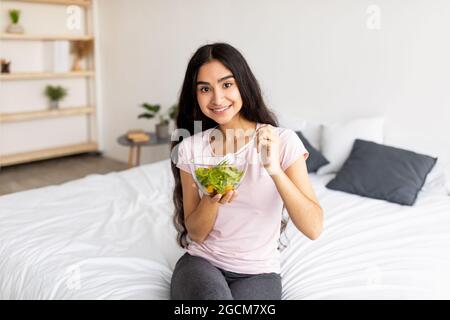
[281,174,450,299]
[1,159,449,299]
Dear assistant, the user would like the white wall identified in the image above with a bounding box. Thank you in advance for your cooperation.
[96,0,450,165]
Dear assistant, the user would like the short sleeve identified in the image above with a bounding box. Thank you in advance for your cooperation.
[175,140,192,174]
[280,128,309,171]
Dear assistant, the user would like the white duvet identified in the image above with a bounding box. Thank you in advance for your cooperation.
[1,159,449,299]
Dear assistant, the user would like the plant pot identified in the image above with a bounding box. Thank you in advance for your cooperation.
[1,61,11,74]
[156,123,169,140]
[6,23,24,34]
[49,100,59,110]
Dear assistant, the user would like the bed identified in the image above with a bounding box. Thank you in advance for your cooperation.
[1,158,449,299]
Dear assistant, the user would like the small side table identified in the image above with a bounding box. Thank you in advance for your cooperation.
[117,132,170,168]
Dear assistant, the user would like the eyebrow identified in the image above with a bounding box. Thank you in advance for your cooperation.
[196,75,234,86]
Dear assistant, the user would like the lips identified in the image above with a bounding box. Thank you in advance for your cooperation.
[210,104,232,114]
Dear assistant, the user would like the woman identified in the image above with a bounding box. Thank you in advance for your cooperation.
[170,42,323,300]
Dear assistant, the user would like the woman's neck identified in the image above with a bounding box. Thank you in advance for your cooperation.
[217,116,257,142]
[209,116,257,155]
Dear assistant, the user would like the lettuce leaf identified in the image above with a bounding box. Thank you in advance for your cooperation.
[195,162,244,195]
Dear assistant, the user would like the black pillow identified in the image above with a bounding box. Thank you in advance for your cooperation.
[326,139,437,206]
[295,131,330,173]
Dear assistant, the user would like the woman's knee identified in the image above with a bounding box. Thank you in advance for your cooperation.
[230,273,282,300]
[170,253,233,300]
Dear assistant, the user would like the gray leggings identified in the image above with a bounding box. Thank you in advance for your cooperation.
[170,253,282,300]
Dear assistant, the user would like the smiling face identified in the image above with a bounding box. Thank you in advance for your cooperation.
[196,59,244,125]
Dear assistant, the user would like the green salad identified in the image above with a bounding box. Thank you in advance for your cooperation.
[194,159,244,195]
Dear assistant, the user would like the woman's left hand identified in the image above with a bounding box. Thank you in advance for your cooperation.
[255,124,282,176]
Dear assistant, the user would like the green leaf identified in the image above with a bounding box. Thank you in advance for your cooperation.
[138,113,154,119]
[169,104,178,120]
[141,103,160,113]
[45,85,67,101]
[9,10,20,24]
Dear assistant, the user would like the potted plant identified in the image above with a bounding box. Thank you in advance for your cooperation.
[6,9,24,34]
[138,103,178,139]
[1,59,11,73]
[45,85,67,110]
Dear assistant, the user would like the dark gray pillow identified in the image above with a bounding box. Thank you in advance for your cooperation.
[326,139,437,206]
[295,131,329,173]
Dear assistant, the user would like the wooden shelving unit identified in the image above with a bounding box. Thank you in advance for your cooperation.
[4,0,91,7]
[0,0,98,167]
[0,106,95,122]
[0,33,94,41]
[0,142,98,166]
[0,71,94,80]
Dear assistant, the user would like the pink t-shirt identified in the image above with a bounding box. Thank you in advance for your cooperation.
[176,123,309,274]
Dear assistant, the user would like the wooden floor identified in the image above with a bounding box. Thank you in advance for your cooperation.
[0,152,129,196]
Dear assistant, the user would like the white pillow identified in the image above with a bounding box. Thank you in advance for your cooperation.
[442,161,450,196]
[446,170,450,196]
[317,117,385,175]
[421,160,449,196]
[277,114,322,150]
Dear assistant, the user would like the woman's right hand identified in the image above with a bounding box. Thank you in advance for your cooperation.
[191,183,238,205]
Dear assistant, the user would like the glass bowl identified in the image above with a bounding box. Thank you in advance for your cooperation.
[191,155,248,196]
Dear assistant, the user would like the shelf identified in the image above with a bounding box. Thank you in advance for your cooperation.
[0,142,98,167]
[0,0,97,166]
[0,34,94,41]
[1,0,92,7]
[0,106,95,122]
[0,71,94,80]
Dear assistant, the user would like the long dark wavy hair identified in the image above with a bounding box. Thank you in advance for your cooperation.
[171,42,289,249]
